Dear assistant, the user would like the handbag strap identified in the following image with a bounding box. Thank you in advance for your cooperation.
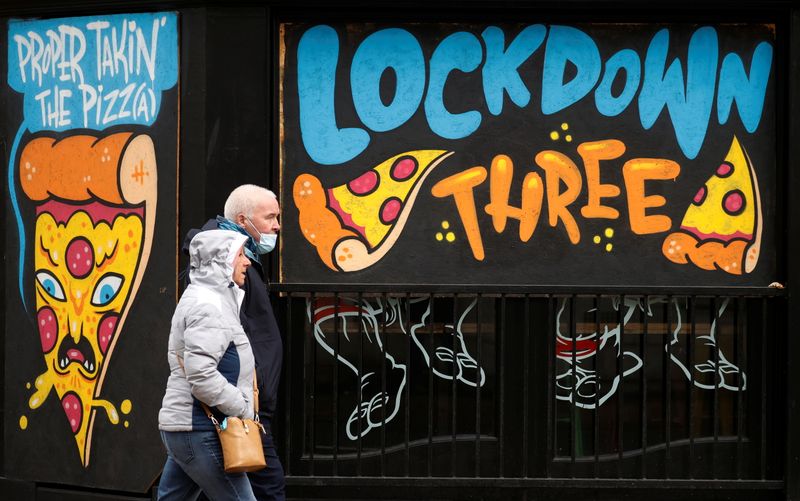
[176,355,260,426]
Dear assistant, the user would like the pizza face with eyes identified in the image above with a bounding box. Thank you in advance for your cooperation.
[33,205,144,462]
[20,131,158,467]
[662,136,762,275]
[294,149,452,272]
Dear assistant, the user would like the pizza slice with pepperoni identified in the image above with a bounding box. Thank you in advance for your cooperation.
[21,132,157,466]
[662,136,762,275]
[294,150,452,272]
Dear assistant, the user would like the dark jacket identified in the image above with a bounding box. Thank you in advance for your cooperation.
[183,219,283,418]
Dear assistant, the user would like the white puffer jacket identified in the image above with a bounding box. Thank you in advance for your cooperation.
[158,230,256,432]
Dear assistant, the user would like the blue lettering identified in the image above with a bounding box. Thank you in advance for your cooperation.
[595,49,641,117]
[351,28,425,132]
[638,27,718,160]
[481,25,546,116]
[717,42,773,132]
[298,25,369,165]
[292,24,773,165]
[541,26,601,115]
[424,32,483,139]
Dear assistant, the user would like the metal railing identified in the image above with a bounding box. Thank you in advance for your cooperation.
[272,286,786,498]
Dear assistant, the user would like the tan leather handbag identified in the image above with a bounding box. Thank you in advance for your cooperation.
[177,356,266,473]
[200,372,266,473]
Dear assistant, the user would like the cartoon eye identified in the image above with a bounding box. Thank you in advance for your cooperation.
[91,274,124,306]
[35,270,66,301]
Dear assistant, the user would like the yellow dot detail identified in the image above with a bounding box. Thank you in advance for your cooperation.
[604,228,614,238]
[25,382,31,390]
[565,135,573,142]
[121,399,132,415]
[446,232,456,242]
[593,235,601,244]
[550,131,559,140]
[436,232,444,241]
[124,421,130,428]
[605,243,613,252]
[561,123,569,130]
[441,221,450,230]
[19,416,28,430]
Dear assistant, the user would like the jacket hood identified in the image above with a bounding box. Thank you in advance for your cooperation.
[188,230,249,289]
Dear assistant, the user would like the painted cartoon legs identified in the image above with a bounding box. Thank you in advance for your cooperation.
[309,298,406,441]
[554,296,747,410]
[665,297,747,391]
[409,297,486,388]
[308,296,487,440]
[554,297,643,409]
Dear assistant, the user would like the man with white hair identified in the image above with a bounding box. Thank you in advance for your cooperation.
[181,184,285,500]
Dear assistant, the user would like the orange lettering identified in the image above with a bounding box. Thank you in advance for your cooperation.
[622,158,680,234]
[535,150,582,244]
[578,139,624,219]
[484,155,544,242]
[485,155,514,233]
[518,172,544,242]
[431,166,488,260]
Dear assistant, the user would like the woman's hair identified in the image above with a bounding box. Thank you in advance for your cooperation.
[223,184,276,221]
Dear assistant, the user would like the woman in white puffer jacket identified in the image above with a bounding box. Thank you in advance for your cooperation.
[157,230,257,501]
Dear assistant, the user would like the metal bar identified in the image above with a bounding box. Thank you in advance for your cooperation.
[735,297,744,480]
[381,292,388,477]
[333,292,340,475]
[272,283,786,297]
[664,296,673,480]
[428,293,435,478]
[309,292,316,476]
[761,297,767,480]
[570,295,577,473]
[451,294,458,478]
[523,294,530,477]
[641,295,648,479]
[617,295,625,477]
[546,294,555,479]
[283,293,293,477]
[593,295,600,478]
[357,292,364,476]
[499,295,506,478]
[475,294,482,478]
[688,296,696,480]
[711,296,719,480]
[283,476,786,490]
[405,293,411,478]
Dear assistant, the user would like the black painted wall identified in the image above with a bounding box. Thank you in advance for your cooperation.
[0,2,798,500]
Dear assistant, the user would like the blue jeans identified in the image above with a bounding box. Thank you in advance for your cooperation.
[195,416,285,501]
[158,430,256,501]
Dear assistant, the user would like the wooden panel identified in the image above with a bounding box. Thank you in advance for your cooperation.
[3,11,178,492]
[279,22,777,287]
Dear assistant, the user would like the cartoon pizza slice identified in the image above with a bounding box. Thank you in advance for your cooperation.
[20,132,157,466]
[662,136,762,275]
[293,150,452,271]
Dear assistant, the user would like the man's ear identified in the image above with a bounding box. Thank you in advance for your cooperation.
[236,213,247,226]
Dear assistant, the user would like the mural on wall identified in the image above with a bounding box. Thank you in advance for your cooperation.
[555,296,745,410]
[280,23,776,286]
[4,12,177,486]
[662,136,762,275]
[18,133,158,466]
[308,293,745,441]
[308,296,486,441]
[295,150,453,271]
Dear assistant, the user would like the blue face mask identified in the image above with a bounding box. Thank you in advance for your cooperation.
[246,217,277,254]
